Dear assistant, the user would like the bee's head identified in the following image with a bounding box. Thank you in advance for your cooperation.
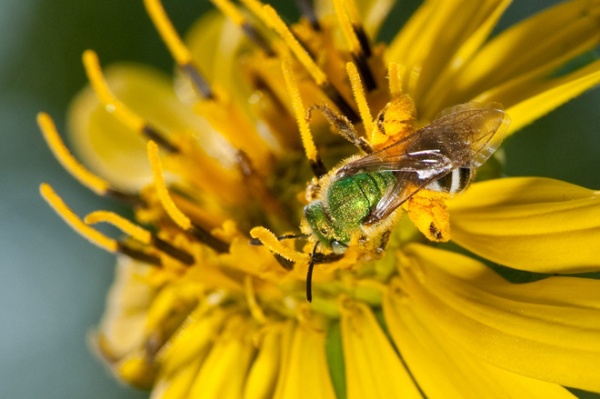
[303,202,349,254]
[375,94,417,142]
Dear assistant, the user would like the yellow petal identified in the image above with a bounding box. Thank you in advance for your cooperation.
[384,272,583,398]
[485,60,600,134]
[387,0,509,104]
[95,257,158,358]
[243,326,281,399]
[68,64,233,191]
[386,0,446,70]
[340,300,422,399]
[151,356,203,399]
[383,277,578,398]
[187,315,256,398]
[144,281,200,349]
[356,0,397,39]
[398,244,600,393]
[314,0,397,39]
[449,0,600,105]
[419,0,511,118]
[180,11,251,105]
[155,308,228,379]
[448,177,600,273]
[273,322,336,399]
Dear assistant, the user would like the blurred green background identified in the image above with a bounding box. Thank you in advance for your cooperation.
[0,1,598,398]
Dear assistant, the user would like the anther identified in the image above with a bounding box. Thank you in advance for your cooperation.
[38,112,145,206]
[346,62,374,142]
[321,84,361,123]
[387,62,406,98]
[41,184,164,266]
[281,59,327,178]
[188,224,230,254]
[40,183,118,253]
[252,2,360,122]
[82,50,180,153]
[85,210,195,265]
[295,0,321,31]
[144,0,213,99]
[333,0,375,90]
[152,236,195,265]
[116,243,162,266]
[147,140,230,253]
[212,0,275,56]
[38,112,109,196]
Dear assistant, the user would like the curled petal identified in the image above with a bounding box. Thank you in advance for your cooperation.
[448,177,600,273]
[494,60,600,134]
[180,11,251,104]
[95,257,158,358]
[68,64,232,191]
[388,0,510,105]
[314,0,397,38]
[396,244,600,393]
[383,274,578,398]
[187,315,256,398]
[243,326,281,399]
[150,309,230,398]
[273,322,336,399]
[452,0,600,104]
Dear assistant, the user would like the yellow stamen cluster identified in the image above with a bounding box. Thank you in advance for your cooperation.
[144,0,194,68]
[281,59,322,173]
[346,61,374,139]
[38,113,110,195]
[38,0,600,396]
[147,140,192,231]
[40,183,118,253]
[83,50,179,152]
[39,0,417,322]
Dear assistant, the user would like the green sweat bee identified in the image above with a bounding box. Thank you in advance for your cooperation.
[253,100,509,301]
[302,101,510,256]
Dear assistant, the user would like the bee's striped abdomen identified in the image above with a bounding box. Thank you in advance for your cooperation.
[427,167,472,194]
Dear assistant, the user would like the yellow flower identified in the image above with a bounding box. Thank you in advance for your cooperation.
[39,0,600,397]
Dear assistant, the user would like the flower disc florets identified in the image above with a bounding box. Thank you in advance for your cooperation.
[39,0,600,397]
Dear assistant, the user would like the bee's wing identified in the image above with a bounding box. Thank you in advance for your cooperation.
[338,103,510,176]
[342,103,510,225]
[363,169,452,225]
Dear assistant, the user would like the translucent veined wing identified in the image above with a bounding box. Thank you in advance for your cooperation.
[339,102,510,225]
[338,103,510,176]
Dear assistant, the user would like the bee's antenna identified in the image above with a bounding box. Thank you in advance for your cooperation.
[306,242,319,303]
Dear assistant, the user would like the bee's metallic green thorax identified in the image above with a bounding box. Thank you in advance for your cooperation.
[304,171,396,252]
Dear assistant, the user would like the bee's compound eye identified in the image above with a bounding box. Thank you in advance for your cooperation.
[320,228,328,235]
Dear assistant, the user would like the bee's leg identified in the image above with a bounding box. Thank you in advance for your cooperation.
[307,104,373,154]
[406,191,451,242]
